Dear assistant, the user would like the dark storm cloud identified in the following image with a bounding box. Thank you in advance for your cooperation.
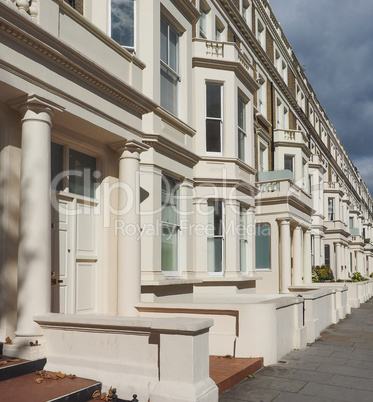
[269,0,373,191]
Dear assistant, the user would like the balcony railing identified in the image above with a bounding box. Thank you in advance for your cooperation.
[273,129,308,145]
[325,220,347,233]
[4,0,38,18]
[193,38,255,79]
[256,171,312,209]
[350,228,360,236]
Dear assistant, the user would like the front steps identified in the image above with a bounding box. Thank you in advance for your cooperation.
[0,353,138,401]
[209,355,263,394]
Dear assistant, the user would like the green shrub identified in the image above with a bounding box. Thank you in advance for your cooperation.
[351,272,366,282]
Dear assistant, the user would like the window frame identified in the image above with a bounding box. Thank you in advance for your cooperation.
[206,82,223,156]
[328,197,335,221]
[284,154,294,173]
[255,223,271,270]
[239,205,249,273]
[51,142,98,199]
[238,95,247,162]
[160,17,181,116]
[161,174,181,276]
[109,0,137,52]
[207,200,225,275]
[199,0,209,39]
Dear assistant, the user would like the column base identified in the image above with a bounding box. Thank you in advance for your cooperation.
[2,336,46,360]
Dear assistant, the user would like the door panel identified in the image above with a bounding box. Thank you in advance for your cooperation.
[51,196,98,314]
[76,262,97,313]
[51,199,71,314]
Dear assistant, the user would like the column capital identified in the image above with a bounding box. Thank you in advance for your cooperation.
[277,218,291,225]
[111,139,149,159]
[10,93,64,118]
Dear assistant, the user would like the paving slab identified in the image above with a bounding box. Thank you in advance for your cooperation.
[220,298,373,401]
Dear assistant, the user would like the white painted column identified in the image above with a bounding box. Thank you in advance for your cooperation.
[293,226,303,286]
[303,229,312,284]
[225,199,240,278]
[335,243,341,280]
[116,140,148,316]
[280,219,291,293]
[15,95,62,340]
[248,206,256,275]
[314,235,321,266]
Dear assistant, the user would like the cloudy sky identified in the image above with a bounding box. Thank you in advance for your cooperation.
[269,0,373,193]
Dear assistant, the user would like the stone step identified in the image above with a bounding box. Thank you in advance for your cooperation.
[209,355,264,394]
[0,355,101,401]
[0,356,46,381]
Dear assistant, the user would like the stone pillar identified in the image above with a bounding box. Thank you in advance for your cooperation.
[280,219,291,293]
[293,226,303,286]
[15,96,62,340]
[303,229,312,284]
[248,206,256,275]
[314,235,321,266]
[116,140,148,316]
[335,243,341,280]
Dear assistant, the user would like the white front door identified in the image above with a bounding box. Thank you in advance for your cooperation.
[51,195,98,314]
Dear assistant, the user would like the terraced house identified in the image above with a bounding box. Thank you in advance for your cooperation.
[1,0,373,400]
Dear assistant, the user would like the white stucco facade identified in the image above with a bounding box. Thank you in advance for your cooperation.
[1,1,373,400]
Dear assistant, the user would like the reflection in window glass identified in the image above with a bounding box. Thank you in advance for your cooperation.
[111,0,135,49]
[69,149,96,198]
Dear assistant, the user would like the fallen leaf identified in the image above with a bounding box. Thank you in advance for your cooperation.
[68,374,76,379]
[35,378,43,384]
[5,337,12,345]
[9,358,21,362]
[100,392,107,400]
[92,390,101,399]
[0,361,8,366]
[56,371,66,379]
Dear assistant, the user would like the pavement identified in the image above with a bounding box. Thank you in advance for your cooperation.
[220,298,373,401]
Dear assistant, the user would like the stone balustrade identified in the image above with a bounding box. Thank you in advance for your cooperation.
[4,0,38,18]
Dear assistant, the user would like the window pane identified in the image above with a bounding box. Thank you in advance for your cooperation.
[206,84,221,118]
[206,120,221,153]
[160,19,168,64]
[240,239,247,272]
[208,238,223,272]
[162,175,179,225]
[238,129,246,161]
[169,27,178,71]
[256,224,270,269]
[161,65,178,115]
[238,97,245,129]
[51,142,64,191]
[69,149,96,198]
[284,155,293,172]
[162,225,178,271]
[111,0,135,47]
